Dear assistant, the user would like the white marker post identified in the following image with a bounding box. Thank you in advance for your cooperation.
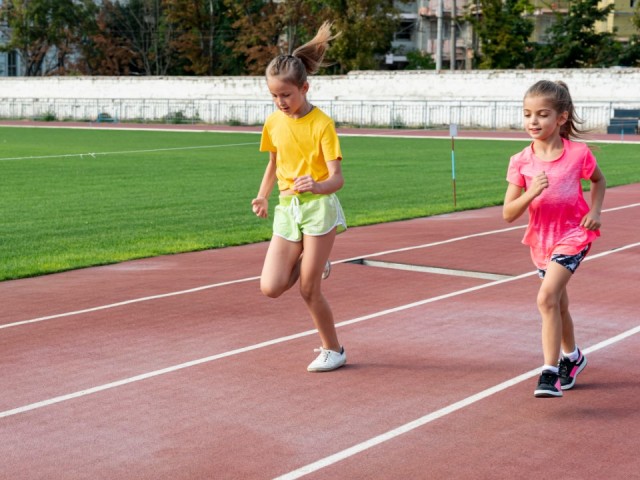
[449,123,458,207]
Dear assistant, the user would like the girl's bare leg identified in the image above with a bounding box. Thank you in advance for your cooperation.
[559,288,576,355]
[260,235,303,298]
[537,262,573,366]
[299,228,340,352]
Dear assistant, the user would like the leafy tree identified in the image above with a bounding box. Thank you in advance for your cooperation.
[619,2,640,66]
[0,0,98,75]
[95,0,179,75]
[235,0,401,74]
[225,0,332,75]
[465,0,534,69]
[164,0,239,75]
[405,49,436,70]
[79,0,142,75]
[218,0,401,75]
[618,35,640,66]
[323,0,401,73]
[224,0,282,75]
[277,0,329,54]
[534,0,620,68]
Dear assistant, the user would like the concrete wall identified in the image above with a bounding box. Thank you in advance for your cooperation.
[1,69,638,131]
[1,69,639,102]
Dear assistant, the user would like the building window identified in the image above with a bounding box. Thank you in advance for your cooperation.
[8,51,17,76]
[395,20,415,41]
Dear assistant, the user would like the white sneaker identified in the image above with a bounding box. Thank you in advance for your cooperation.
[307,346,346,372]
[322,260,331,280]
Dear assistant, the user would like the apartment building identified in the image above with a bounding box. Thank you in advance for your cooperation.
[389,0,639,69]
[596,0,638,40]
[390,0,474,69]
[529,0,637,42]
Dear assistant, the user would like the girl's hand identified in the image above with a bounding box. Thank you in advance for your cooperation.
[251,197,268,218]
[530,171,548,197]
[581,211,601,230]
[293,175,318,194]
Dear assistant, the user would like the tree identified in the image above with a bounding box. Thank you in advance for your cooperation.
[405,50,436,70]
[618,2,640,66]
[93,0,179,76]
[224,0,282,75]
[225,0,331,75]
[465,0,534,69]
[231,0,401,73]
[323,0,401,73]
[79,0,142,75]
[534,0,620,68]
[0,0,98,76]
[163,0,240,75]
[618,35,640,66]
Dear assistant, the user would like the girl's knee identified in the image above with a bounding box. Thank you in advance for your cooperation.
[260,285,279,299]
[537,289,559,312]
[298,281,321,303]
[260,280,285,298]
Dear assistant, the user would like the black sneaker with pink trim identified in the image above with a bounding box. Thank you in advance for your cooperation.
[558,349,587,390]
[534,370,563,398]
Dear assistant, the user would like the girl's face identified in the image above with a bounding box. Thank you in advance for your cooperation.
[523,95,568,141]
[267,76,309,118]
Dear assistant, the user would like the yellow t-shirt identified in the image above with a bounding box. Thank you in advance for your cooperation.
[260,107,342,192]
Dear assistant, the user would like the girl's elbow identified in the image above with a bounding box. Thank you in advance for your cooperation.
[330,174,344,192]
[502,209,516,223]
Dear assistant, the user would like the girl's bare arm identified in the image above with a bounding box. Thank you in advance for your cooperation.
[292,159,344,195]
[252,152,277,218]
[503,172,548,223]
[581,165,606,230]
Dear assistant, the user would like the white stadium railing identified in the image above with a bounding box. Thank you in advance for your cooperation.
[1,98,637,132]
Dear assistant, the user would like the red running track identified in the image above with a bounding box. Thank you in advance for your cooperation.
[1,181,639,479]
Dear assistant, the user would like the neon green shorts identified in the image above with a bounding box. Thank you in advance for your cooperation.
[273,192,347,242]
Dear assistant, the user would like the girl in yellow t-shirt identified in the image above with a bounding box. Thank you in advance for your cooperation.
[251,22,347,372]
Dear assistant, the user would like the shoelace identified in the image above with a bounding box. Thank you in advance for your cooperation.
[558,355,578,377]
[557,359,569,377]
[540,371,558,384]
[313,347,332,363]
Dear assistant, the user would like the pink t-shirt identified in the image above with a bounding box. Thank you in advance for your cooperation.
[506,138,599,269]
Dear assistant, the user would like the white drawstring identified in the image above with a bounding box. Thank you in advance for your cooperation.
[289,195,302,224]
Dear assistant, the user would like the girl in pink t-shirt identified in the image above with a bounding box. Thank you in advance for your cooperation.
[503,80,606,398]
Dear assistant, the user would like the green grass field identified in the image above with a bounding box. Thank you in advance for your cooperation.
[1,126,638,281]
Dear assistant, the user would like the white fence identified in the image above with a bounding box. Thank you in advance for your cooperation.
[1,97,637,131]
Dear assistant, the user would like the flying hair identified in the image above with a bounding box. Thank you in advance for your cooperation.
[524,80,587,139]
[265,22,340,88]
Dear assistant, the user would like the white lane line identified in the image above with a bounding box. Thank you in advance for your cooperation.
[0,328,315,420]
[0,276,259,330]
[1,242,638,420]
[340,225,525,263]
[273,323,640,480]
[1,202,638,330]
[0,142,259,162]
[355,259,513,281]
[1,227,520,330]
[602,202,640,212]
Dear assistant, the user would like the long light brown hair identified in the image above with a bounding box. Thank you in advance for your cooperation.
[525,80,587,139]
[265,22,340,87]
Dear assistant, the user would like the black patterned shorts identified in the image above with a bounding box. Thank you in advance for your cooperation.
[537,244,591,279]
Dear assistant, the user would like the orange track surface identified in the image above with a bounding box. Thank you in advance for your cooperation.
[1,178,638,479]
